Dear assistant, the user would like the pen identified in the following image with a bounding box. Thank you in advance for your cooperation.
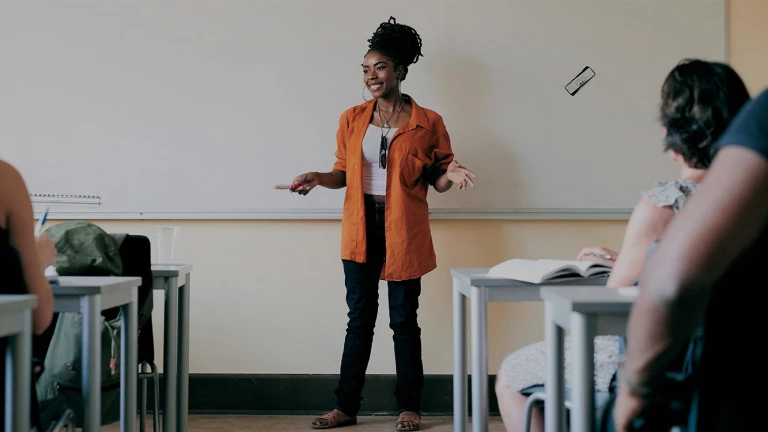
[274,184,302,191]
[35,207,50,235]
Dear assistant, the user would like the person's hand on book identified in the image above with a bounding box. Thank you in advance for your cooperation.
[577,246,617,265]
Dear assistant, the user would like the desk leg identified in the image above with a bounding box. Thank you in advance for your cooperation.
[121,294,138,432]
[470,285,488,432]
[6,309,32,432]
[545,302,565,432]
[452,278,467,432]
[82,295,102,432]
[571,312,596,432]
[163,277,179,432]
[177,274,191,431]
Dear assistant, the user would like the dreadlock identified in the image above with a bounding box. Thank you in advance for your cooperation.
[367,16,423,81]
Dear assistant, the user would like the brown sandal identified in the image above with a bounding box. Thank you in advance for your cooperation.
[395,411,421,431]
[311,412,358,429]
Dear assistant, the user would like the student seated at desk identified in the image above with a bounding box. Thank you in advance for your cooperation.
[0,160,55,332]
[493,59,751,432]
[0,159,57,427]
[613,88,768,431]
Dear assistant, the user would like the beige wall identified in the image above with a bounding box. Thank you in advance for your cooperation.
[93,219,625,374]
[728,0,768,93]
[86,1,767,375]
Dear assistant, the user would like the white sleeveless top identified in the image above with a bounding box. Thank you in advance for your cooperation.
[362,125,393,195]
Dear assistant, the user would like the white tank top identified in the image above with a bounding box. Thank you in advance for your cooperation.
[362,125,393,195]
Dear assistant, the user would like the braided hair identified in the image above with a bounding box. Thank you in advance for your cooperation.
[367,16,423,81]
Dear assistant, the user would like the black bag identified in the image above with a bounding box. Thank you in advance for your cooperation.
[599,326,704,432]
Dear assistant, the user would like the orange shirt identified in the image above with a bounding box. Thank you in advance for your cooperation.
[333,96,454,281]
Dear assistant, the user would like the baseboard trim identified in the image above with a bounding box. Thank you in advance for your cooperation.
[146,374,500,416]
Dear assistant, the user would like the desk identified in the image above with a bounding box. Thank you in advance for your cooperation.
[152,264,193,432]
[540,286,635,432]
[0,294,37,432]
[53,276,141,432]
[451,269,608,432]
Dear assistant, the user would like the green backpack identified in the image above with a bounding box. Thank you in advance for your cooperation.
[36,311,124,426]
[35,221,134,426]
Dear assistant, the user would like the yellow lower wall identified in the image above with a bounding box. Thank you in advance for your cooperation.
[67,0,768,375]
[93,219,626,374]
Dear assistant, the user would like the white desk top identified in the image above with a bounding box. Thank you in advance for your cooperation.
[451,268,609,302]
[0,294,38,314]
[52,276,142,296]
[0,294,37,338]
[152,264,193,277]
[540,286,636,314]
[451,268,609,287]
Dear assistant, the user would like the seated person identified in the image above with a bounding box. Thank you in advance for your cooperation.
[0,159,57,426]
[613,88,768,431]
[0,159,55,332]
[494,59,751,432]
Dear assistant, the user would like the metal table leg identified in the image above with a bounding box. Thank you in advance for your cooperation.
[470,285,488,432]
[452,278,467,432]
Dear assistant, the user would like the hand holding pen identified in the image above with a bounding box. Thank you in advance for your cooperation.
[275,172,322,196]
[34,207,57,270]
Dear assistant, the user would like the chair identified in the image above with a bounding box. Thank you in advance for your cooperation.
[111,234,161,432]
[522,389,612,431]
[523,392,572,432]
[139,361,160,432]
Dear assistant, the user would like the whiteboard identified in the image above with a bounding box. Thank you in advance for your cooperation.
[0,0,726,219]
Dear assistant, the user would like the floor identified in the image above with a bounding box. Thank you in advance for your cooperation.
[100,414,506,431]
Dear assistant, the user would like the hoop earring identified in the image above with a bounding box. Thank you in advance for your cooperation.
[362,85,372,102]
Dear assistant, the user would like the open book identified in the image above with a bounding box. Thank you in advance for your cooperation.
[487,259,611,284]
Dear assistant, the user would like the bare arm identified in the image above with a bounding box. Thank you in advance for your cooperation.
[622,146,768,391]
[433,172,453,193]
[292,169,346,195]
[1,161,54,334]
[317,170,346,189]
[605,198,674,288]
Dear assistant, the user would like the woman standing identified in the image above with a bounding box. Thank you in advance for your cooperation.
[291,16,476,431]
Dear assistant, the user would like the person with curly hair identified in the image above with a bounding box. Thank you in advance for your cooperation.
[290,17,476,430]
[494,59,750,432]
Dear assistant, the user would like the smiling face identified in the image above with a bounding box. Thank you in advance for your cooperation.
[362,50,402,99]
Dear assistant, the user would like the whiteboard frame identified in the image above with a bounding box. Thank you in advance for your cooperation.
[33,208,633,221]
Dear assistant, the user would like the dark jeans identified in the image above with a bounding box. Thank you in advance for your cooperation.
[334,195,424,417]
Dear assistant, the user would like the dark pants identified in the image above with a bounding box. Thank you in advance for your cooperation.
[334,195,424,417]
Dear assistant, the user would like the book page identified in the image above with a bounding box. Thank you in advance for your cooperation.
[538,259,608,273]
[488,259,580,283]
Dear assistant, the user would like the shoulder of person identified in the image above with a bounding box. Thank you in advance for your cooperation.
[714,89,768,155]
[0,160,25,189]
[641,180,697,212]
[0,160,28,212]
[340,100,374,123]
[407,102,448,136]
[752,88,768,108]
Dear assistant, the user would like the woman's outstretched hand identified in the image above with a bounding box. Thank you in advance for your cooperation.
[446,160,477,190]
